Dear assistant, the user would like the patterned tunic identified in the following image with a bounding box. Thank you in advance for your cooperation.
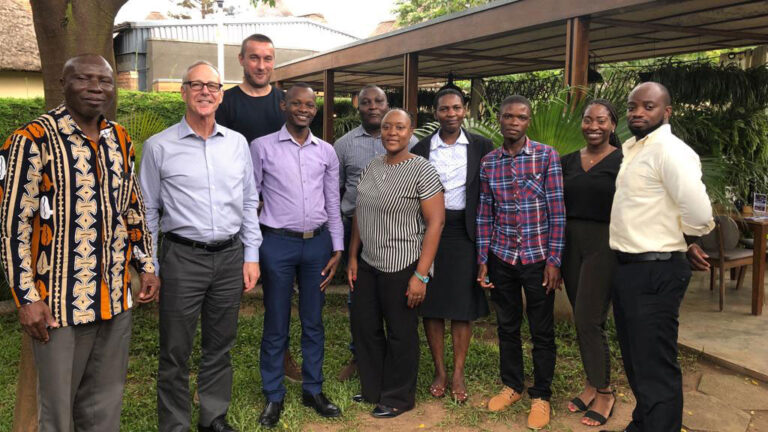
[0,105,155,327]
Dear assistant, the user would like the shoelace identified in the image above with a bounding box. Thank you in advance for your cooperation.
[530,400,549,415]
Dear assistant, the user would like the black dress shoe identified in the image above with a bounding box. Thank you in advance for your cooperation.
[302,392,342,418]
[198,415,236,432]
[352,394,364,403]
[258,401,284,428]
[371,404,409,418]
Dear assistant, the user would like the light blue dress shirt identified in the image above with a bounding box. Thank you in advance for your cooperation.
[140,117,262,264]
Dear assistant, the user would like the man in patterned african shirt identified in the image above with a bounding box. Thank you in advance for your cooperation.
[0,54,159,431]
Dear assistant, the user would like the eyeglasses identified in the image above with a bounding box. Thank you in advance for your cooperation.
[183,81,223,93]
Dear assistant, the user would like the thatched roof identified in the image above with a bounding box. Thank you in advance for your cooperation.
[0,0,40,72]
[369,20,397,37]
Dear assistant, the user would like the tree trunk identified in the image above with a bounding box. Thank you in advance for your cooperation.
[14,2,127,430]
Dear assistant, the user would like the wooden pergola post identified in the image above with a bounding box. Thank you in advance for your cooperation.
[404,53,419,125]
[323,69,335,143]
[564,16,590,101]
[469,78,485,119]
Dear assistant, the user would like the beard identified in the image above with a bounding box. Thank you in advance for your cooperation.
[244,69,269,89]
[629,118,665,139]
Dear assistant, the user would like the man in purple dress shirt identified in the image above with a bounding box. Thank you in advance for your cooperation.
[250,83,344,428]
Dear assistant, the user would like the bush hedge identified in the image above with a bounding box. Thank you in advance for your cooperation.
[2,91,360,143]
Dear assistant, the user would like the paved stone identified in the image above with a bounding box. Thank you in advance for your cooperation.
[699,373,768,411]
[682,392,751,432]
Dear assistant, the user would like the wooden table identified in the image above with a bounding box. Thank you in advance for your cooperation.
[743,217,768,315]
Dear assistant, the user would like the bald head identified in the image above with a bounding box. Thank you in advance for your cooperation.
[630,81,671,107]
[62,54,112,79]
[627,81,673,139]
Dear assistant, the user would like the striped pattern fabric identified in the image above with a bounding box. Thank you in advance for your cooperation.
[356,155,443,273]
[335,125,418,217]
[476,138,565,267]
[0,105,155,327]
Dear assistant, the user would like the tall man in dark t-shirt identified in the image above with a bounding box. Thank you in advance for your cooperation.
[216,33,285,143]
[215,34,301,383]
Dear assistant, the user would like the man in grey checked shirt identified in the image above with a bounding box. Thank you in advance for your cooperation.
[334,85,417,382]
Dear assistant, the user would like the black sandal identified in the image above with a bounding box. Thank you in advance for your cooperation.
[569,395,593,412]
[582,389,616,427]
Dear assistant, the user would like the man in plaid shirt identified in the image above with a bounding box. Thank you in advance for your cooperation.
[476,95,565,430]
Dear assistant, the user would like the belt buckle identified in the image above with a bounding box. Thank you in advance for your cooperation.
[302,231,314,239]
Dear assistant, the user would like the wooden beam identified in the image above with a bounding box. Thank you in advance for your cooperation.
[565,16,590,100]
[420,52,563,67]
[323,69,335,143]
[591,17,768,43]
[469,78,485,120]
[273,0,654,82]
[404,53,419,126]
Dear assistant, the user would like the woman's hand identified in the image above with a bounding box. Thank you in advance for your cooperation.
[347,257,358,292]
[406,275,426,308]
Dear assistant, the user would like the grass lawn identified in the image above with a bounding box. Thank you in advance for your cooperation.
[0,291,699,431]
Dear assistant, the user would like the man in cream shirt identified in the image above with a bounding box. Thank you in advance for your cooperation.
[609,81,714,432]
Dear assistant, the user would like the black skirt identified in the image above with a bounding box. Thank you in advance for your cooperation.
[419,210,490,321]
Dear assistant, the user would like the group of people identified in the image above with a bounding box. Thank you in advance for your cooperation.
[0,30,715,432]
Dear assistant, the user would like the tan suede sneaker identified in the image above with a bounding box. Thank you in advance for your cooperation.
[527,398,551,429]
[487,386,522,412]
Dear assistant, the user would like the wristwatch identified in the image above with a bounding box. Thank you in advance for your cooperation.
[414,270,430,283]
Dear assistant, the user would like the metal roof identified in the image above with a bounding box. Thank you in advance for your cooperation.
[271,0,768,92]
[114,18,358,54]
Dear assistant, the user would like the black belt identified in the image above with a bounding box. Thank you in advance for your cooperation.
[261,224,326,239]
[615,251,686,264]
[164,232,237,252]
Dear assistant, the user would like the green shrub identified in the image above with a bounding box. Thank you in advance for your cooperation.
[0,97,45,141]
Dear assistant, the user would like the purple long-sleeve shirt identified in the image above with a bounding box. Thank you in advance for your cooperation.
[250,125,343,251]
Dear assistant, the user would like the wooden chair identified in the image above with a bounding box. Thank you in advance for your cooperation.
[699,215,754,311]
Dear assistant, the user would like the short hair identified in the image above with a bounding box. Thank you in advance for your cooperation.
[382,108,413,126]
[62,54,111,76]
[500,95,531,112]
[240,33,274,57]
[433,88,465,109]
[635,81,672,106]
[358,84,386,101]
[285,82,314,99]
[182,60,220,83]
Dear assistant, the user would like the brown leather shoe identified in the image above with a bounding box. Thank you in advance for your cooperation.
[337,358,357,381]
[487,386,522,412]
[527,398,551,430]
[284,351,302,383]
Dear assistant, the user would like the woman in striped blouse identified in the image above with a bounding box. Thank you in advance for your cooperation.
[347,109,445,418]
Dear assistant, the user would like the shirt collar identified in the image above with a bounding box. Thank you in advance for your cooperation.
[624,123,671,150]
[178,116,225,140]
[353,124,379,138]
[278,124,319,147]
[498,136,531,158]
[58,105,111,141]
[430,129,469,150]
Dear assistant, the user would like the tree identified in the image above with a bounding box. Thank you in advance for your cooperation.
[19,1,273,430]
[392,0,494,27]
[169,0,277,19]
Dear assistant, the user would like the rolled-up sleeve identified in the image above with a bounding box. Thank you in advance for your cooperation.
[661,144,715,236]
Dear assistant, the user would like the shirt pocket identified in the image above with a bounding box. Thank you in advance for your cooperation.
[523,173,546,199]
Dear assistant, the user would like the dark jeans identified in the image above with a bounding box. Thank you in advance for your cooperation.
[351,259,419,410]
[488,254,556,400]
[562,219,616,388]
[612,257,691,432]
